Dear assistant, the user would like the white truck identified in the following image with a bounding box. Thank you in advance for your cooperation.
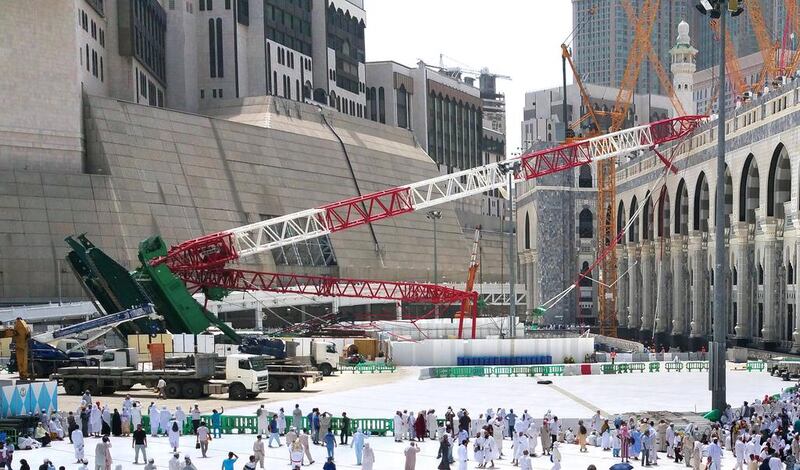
[52,348,269,400]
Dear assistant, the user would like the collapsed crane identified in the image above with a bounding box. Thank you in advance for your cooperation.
[134,116,704,339]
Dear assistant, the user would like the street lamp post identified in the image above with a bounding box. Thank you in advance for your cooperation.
[696,0,743,412]
[427,210,442,318]
[427,210,442,284]
[499,160,521,338]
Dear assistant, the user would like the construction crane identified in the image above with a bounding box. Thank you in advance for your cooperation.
[620,0,687,117]
[456,227,481,339]
[745,0,780,86]
[152,116,704,341]
[785,0,800,78]
[562,44,605,134]
[591,0,660,337]
[437,54,512,82]
[708,19,750,113]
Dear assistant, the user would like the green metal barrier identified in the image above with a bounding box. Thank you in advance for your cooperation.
[665,362,684,372]
[746,361,765,372]
[601,364,616,374]
[617,363,630,373]
[686,361,708,372]
[648,362,660,372]
[629,363,645,373]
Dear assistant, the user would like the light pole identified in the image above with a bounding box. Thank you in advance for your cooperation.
[427,210,442,319]
[427,210,442,285]
[696,0,743,412]
[499,160,521,337]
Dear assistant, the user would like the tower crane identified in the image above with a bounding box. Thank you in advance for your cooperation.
[150,115,704,339]
[745,0,780,86]
[620,0,687,117]
[784,0,800,78]
[708,18,750,113]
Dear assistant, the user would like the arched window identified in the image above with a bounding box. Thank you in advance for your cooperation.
[524,213,530,249]
[758,263,764,285]
[378,87,386,124]
[397,85,408,129]
[789,262,795,285]
[578,164,592,188]
[579,209,593,238]
[733,267,738,285]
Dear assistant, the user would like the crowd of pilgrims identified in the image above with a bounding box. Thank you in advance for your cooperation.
[390,387,800,470]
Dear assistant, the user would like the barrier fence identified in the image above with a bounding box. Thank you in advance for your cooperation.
[423,361,732,379]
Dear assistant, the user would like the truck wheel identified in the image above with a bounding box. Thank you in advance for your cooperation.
[229,383,247,400]
[165,382,182,399]
[182,382,202,399]
[63,379,82,395]
[83,381,103,396]
[319,363,333,377]
[247,392,259,399]
[300,378,307,389]
[268,377,282,392]
[282,378,300,392]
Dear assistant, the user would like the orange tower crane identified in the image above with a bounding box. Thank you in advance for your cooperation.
[745,0,779,86]
[784,0,800,77]
[620,0,687,117]
[456,226,481,339]
[597,0,660,337]
[708,19,750,113]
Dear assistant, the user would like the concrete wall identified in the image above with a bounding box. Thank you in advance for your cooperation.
[389,337,594,367]
[0,1,84,172]
[0,94,508,304]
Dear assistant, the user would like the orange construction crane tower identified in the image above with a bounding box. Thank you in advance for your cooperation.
[620,0,687,117]
[745,0,780,86]
[784,0,800,78]
[597,0,660,338]
[456,226,481,339]
[708,19,750,113]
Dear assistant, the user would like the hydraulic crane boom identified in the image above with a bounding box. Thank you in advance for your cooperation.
[32,304,157,349]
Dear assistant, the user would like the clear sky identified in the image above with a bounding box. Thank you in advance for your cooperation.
[364,0,573,157]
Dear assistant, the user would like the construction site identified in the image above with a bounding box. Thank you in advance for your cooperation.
[3,0,800,468]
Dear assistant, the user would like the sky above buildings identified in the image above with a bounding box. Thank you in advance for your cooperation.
[365,0,572,157]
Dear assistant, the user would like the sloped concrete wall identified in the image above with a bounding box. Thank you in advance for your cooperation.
[0,95,506,303]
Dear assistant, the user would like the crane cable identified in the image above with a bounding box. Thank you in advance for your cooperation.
[536,132,694,315]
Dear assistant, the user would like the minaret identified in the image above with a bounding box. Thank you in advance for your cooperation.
[670,21,698,115]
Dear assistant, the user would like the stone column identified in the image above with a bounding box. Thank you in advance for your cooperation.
[640,241,654,340]
[688,232,707,350]
[793,236,800,352]
[627,244,641,331]
[671,236,687,348]
[616,247,629,332]
[759,220,779,344]
[732,222,752,343]
[654,243,670,347]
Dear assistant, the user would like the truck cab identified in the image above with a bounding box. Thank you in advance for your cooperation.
[100,348,138,367]
[224,354,270,399]
[310,340,339,376]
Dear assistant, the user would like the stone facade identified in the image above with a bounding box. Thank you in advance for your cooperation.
[0,94,507,304]
[616,80,800,351]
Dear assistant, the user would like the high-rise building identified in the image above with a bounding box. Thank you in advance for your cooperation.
[311,0,367,117]
[689,0,785,73]
[572,0,689,95]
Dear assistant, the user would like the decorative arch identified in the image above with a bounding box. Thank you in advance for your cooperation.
[642,192,654,240]
[693,172,710,232]
[628,196,639,243]
[657,187,670,238]
[579,261,592,286]
[675,179,689,235]
[739,153,760,223]
[767,142,791,218]
[617,200,626,245]
[715,165,733,229]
